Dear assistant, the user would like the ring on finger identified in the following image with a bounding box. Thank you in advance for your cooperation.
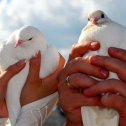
[66,76,73,88]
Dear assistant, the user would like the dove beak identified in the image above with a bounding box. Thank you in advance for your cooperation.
[91,18,99,24]
[15,40,24,48]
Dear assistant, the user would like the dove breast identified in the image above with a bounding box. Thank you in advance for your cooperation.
[79,21,126,56]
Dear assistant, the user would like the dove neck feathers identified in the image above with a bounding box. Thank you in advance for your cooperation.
[84,19,112,32]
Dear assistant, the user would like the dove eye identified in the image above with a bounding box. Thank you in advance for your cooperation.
[88,18,90,21]
[28,37,33,41]
[101,13,105,18]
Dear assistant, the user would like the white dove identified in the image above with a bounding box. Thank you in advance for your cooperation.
[78,10,126,126]
[0,26,60,126]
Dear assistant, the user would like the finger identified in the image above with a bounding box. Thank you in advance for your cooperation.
[27,51,41,79]
[68,73,98,88]
[0,60,26,86]
[67,93,101,108]
[58,80,101,108]
[84,79,126,97]
[59,57,109,81]
[101,93,126,114]
[108,47,126,62]
[68,41,100,61]
[59,89,101,111]
[90,55,126,81]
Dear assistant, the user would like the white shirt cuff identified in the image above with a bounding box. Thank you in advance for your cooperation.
[15,92,58,126]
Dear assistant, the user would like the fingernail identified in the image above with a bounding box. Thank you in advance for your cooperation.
[90,42,100,49]
[16,59,26,67]
[90,55,101,64]
[100,69,108,77]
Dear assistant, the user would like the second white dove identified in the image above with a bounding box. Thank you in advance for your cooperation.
[78,10,126,126]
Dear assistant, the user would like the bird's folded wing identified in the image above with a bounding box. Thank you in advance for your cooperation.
[40,45,59,78]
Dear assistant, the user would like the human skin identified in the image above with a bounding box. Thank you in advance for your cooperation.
[59,42,126,126]
[58,41,109,126]
[0,52,65,118]
[20,51,65,106]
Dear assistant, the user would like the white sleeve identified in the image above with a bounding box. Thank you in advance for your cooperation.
[15,92,58,126]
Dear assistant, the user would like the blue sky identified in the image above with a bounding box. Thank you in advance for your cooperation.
[0,0,126,59]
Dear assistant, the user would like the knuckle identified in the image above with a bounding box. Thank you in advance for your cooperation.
[69,57,83,66]
[70,73,82,84]
[70,45,78,56]
[74,57,83,63]
[68,58,83,71]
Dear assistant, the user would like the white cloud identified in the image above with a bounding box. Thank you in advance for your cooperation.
[0,0,68,38]
[0,0,126,35]
[0,0,126,59]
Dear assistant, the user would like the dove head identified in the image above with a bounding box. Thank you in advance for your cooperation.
[15,26,47,48]
[88,10,110,25]
[8,25,48,60]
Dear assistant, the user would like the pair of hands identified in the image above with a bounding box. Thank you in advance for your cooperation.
[58,41,126,126]
[1,41,126,126]
[0,52,65,118]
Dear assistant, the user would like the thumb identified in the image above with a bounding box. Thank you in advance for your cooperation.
[69,41,100,61]
[0,59,26,86]
[27,51,41,80]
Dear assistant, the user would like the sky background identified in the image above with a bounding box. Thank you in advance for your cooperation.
[0,0,126,59]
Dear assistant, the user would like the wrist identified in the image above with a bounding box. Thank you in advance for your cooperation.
[65,120,83,126]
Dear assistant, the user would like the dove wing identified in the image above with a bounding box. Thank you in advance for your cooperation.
[40,45,60,78]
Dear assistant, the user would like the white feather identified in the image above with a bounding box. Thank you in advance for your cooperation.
[0,26,60,126]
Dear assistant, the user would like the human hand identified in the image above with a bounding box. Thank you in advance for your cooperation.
[0,60,26,118]
[84,47,126,126]
[58,41,108,126]
[58,53,108,126]
[20,51,65,106]
[68,41,100,61]
[58,74,102,126]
